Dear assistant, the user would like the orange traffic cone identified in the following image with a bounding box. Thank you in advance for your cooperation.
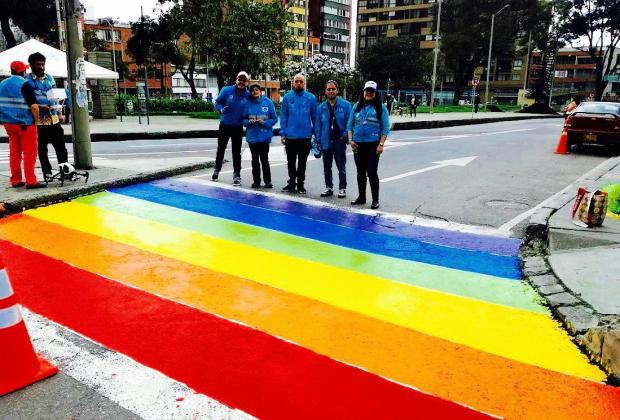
[555,130,569,154]
[0,258,58,396]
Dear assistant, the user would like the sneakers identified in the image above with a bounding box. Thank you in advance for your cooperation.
[251,182,260,188]
[371,201,380,209]
[25,182,47,189]
[297,185,307,195]
[281,184,296,193]
[338,189,346,198]
[233,176,242,186]
[264,183,273,189]
[351,197,366,205]
[320,188,333,197]
[211,170,219,181]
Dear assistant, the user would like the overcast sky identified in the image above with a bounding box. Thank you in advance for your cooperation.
[82,0,163,23]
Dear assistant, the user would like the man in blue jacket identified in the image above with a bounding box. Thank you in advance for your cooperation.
[213,71,250,186]
[27,52,69,180]
[279,73,317,194]
[314,80,351,198]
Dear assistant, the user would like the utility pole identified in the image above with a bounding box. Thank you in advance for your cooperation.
[63,0,93,169]
[303,0,309,76]
[54,0,64,50]
[430,0,442,114]
[484,4,510,112]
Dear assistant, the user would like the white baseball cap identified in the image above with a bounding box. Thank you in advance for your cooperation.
[364,81,378,92]
[237,71,250,80]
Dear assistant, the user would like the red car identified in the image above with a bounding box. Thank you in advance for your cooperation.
[564,101,620,148]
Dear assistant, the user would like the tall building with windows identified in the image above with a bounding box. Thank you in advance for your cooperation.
[357,0,435,55]
[318,0,351,63]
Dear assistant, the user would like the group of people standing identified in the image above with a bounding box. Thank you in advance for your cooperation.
[0,53,69,189]
[212,72,390,209]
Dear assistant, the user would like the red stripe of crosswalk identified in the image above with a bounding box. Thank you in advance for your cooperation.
[1,241,492,420]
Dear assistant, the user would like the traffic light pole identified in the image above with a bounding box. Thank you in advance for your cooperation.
[64,0,93,169]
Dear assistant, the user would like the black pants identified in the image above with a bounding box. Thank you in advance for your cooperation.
[353,141,381,202]
[284,138,311,187]
[249,142,271,184]
[410,105,417,117]
[215,124,243,175]
[37,123,68,175]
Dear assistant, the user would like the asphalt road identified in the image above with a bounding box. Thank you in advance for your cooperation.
[1,118,614,237]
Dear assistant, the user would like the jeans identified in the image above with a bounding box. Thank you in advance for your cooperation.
[284,138,311,187]
[322,138,347,189]
[248,142,271,184]
[353,141,381,202]
[5,123,38,186]
[215,123,243,175]
[37,123,68,175]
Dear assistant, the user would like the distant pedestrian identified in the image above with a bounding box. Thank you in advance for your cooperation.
[347,81,390,209]
[0,61,45,189]
[409,95,419,117]
[315,80,352,198]
[242,83,277,189]
[564,96,580,115]
[474,95,481,113]
[386,94,394,115]
[213,71,250,186]
[280,73,317,195]
[27,52,69,180]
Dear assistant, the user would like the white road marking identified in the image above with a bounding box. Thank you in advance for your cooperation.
[94,149,217,156]
[128,142,217,148]
[498,156,619,232]
[241,146,288,162]
[23,308,254,420]
[180,177,509,236]
[381,156,478,183]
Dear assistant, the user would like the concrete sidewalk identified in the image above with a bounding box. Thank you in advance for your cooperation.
[0,112,559,142]
[523,155,620,382]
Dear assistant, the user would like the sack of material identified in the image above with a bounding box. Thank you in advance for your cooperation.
[571,187,608,228]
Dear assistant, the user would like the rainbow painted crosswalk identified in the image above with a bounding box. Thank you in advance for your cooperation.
[1,178,619,419]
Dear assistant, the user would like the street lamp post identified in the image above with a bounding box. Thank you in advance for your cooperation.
[430,0,442,114]
[484,4,510,112]
[104,18,120,94]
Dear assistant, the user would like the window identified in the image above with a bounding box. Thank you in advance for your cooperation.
[195,79,206,88]
[513,59,523,71]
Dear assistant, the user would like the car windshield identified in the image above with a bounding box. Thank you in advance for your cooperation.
[575,102,620,115]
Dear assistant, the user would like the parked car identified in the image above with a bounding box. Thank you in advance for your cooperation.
[564,101,620,148]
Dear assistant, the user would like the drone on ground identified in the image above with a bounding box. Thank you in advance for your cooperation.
[44,162,89,187]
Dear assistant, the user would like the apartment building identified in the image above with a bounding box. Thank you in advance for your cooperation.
[357,0,435,55]
[317,0,351,63]
[84,18,172,95]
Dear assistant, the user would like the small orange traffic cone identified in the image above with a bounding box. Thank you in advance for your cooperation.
[555,130,569,154]
[0,258,58,396]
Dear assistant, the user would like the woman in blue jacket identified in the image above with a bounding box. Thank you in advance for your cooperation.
[242,83,277,188]
[346,81,390,209]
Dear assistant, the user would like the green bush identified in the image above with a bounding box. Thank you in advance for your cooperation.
[115,95,215,114]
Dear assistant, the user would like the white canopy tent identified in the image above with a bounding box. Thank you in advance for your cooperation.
[0,39,118,80]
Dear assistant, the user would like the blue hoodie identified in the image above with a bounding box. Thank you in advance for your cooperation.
[215,85,250,127]
[346,102,390,143]
[280,89,317,139]
[314,97,352,150]
[242,95,277,143]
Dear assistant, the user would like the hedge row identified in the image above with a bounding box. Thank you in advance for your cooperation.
[115,94,215,114]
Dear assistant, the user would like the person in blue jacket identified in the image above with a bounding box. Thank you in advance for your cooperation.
[213,71,250,186]
[242,83,277,189]
[314,80,351,198]
[346,81,390,209]
[279,73,317,195]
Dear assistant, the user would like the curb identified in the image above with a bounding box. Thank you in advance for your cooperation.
[0,115,560,143]
[521,156,620,384]
[1,161,214,215]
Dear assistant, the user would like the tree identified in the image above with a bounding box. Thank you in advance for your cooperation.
[357,36,432,93]
[561,0,620,100]
[286,54,357,99]
[439,0,545,104]
[0,0,56,49]
[208,0,294,89]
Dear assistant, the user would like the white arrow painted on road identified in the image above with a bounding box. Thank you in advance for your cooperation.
[380,156,478,183]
